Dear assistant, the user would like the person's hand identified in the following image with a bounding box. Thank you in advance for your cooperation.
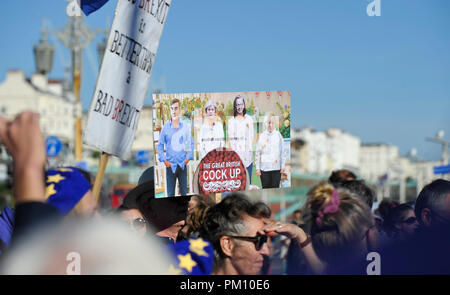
[0,112,46,203]
[164,160,171,168]
[261,220,307,243]
[256,170,261,177]
[184,159,189,166]
[280,168,286,174]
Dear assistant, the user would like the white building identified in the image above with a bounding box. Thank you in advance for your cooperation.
[291,127,360,175]
[131,106,154,165]
[0,70,79,165]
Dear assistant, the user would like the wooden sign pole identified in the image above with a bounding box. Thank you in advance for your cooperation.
[93,152,109,203]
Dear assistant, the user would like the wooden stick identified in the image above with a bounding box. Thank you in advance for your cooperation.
[215,192,222,203]
[93,152,109,203]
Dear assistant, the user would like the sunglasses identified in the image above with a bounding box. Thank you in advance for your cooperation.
[401,217,417,225]
[132,218,147,230]
[229,234,268,251]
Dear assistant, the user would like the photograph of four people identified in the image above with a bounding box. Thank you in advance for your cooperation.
[154,91,290,197]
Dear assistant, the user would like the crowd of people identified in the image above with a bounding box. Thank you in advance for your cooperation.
[0,111,449,275]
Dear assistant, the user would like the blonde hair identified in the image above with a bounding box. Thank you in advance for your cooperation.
[306,182,373,266]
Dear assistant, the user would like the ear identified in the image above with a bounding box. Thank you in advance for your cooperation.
[219,236,234,257]
[421,208,432,227]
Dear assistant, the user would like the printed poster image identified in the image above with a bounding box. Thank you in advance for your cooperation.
[152,91,291,197]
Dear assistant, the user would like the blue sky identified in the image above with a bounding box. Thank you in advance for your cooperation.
[0,0,449,161]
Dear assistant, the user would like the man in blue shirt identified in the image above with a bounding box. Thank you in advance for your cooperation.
[157,99,194,196]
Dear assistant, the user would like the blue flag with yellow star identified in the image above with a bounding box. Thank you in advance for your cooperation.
[45,167,91,215]
[167,238,214,275]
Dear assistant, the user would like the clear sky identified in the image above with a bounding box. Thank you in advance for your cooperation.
[0,0,449,161]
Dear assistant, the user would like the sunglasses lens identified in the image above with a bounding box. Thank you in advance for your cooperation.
[133,218,146,229]
[256,235,268,250]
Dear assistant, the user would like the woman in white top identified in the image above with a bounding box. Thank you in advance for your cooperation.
[198,100,225,160]
[255,113,286,189]
[227,95,254,183]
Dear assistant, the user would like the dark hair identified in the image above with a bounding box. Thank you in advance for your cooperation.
[199,193,262,266]
[233,95,246,117]
[381,203,414,238]
[171,98,180,106]
[329,170,357,186]
[251,202,272,219]
[415,179,450,225]
[337,180,374,209]
[376,199,400,221]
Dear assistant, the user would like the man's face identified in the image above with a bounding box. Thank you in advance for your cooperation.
[229,214,270,275]
[431,194,450,227]
[170,102,180,119]
[235,98,245,115]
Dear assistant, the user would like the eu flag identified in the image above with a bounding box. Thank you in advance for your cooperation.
[80,0,110,16]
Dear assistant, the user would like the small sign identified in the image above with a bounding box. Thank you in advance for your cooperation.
[198,148,247,194]
[136,150,150,164]
[433,164,450,175]
[46,136,62,157]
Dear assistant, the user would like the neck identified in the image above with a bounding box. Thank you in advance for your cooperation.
[213,259,239,275]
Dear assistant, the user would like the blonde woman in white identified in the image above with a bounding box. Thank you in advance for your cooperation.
[227,95,254,183]
[256,113,286,189]
[198,100,225,160]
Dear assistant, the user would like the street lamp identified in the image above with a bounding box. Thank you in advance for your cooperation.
[33,8,107,162]
[33,22,54,75]
[426,130,449,166]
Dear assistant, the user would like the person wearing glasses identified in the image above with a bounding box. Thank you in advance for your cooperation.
[157,99,194,196]
[381,203,418,241]
[227,95,254,184]
[118,185,148,237]
[198,100,225,160]
[199,193,271,275]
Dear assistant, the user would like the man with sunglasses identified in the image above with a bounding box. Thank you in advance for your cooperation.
[199,193,271,275]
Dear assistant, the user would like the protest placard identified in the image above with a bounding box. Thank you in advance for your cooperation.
[84,0,171,159]
[153,91,291,197]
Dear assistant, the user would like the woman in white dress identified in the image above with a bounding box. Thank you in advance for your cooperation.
[227,95,254,183]
[198,100,225,160]
[255,113,286,189]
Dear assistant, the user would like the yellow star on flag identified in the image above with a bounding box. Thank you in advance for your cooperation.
[47,174,65,184]
[45,183,57,199]
[178,253,197,273]
[189,238,209,257]
[168,264,183,275]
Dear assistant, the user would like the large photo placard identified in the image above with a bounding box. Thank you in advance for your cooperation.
[152,91,291,197]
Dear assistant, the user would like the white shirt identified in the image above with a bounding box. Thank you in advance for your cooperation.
[198,119,225,159]
[255,130,286,172]
[227,114,254,168]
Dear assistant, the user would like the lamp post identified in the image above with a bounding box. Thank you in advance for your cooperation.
[33,22,54,75]
[33,7,106,163]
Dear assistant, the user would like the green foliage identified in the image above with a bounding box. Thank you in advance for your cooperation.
[276,102,290,138]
